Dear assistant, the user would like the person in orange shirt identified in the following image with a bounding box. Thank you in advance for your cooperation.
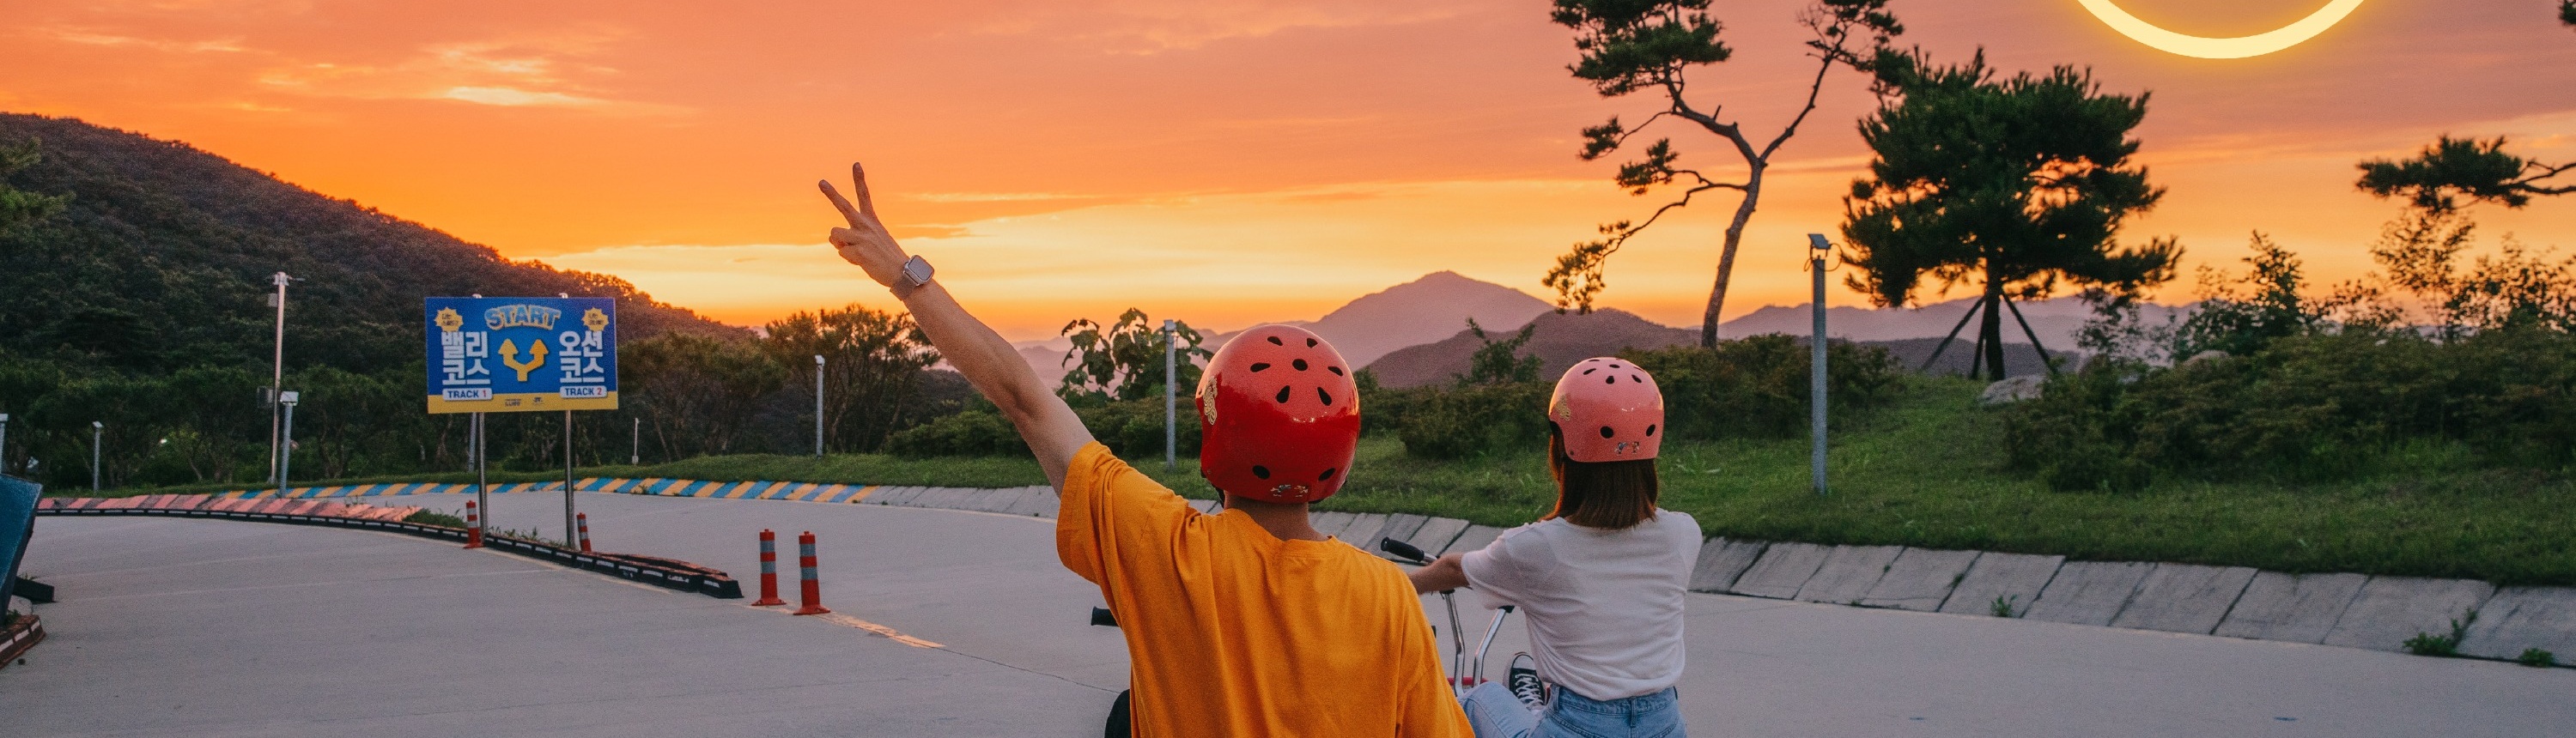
[817,163,1472,737]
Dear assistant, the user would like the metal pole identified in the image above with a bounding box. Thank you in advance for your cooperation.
[1163,319,1176,469]
[631,416,641,466]
[813,354,825,458]
[266,271,289,484]
[563,409,576,545]
[473,412,488,537]
[91,420,103,491]
[278,393,298,491]
[1808,233,1831,496]
[1,413,10,475]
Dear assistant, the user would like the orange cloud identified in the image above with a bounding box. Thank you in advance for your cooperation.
[0,0,2568,338]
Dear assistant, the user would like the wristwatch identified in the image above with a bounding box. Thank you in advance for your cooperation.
[893,255,934,297]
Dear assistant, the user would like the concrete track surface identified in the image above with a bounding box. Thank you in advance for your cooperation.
[5,492,2571,737]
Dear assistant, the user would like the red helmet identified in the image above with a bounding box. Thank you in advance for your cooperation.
[1549,357,1664,463]
[1196,324,1361,503]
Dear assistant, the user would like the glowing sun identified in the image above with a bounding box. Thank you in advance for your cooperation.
[2077,0,2368,59]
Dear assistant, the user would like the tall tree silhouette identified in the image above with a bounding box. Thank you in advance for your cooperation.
[1544,0,1901,348]
[2358,136,2573,215]
[1840,50,2179,380]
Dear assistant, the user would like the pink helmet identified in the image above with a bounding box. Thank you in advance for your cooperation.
[1548,357,1664,463]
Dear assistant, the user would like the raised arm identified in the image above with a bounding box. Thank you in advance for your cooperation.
[818,163,1093,490]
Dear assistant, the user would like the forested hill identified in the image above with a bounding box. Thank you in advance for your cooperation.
[0,112,745,377]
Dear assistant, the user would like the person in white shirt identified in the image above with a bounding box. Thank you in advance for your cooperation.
[1408,357,1702,738]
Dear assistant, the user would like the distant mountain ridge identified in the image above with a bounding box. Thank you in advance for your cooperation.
[0,113,743,375]
[1016,270,2189,389]
[1016,270,1554,384]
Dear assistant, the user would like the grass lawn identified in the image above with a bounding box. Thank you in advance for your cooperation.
[66,378,2576,586]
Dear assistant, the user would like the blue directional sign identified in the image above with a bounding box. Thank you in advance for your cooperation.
[424,297,618,414]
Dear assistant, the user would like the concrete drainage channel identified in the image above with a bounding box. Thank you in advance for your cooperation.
[44,479,2576,668]
[1697,540,2573,666]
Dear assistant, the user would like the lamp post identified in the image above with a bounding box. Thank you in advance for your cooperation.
[277,391,300,492]
[265,271,293,484]
[1807,233,1832,496]
[90,420,104,492]
[812,354,826,458]
[1163,319,1176,469]
[1,413,10,475]
[631,416,641,466]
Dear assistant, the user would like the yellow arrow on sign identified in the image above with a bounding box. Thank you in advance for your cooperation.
[499,338,550,382]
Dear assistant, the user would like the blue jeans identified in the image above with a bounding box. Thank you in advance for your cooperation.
[1459,681,1685,738]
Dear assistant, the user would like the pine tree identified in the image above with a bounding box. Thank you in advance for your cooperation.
[1839,51,2179,379]
[1545,0,1902,348]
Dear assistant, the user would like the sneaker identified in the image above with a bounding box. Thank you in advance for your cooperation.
[1506,653,1546,708]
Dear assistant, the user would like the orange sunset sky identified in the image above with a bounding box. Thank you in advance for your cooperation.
[7,0,2574,339]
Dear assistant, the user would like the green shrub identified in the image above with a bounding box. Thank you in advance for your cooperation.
[884,396,1201,459]
[1621,336,1905,441]
[2518,647,2557,668]
[402,509,465,528]
[886,408,1030,457]
[1076,397,1203,460]
[1397,382,1552,460]
[2006,328,2576,482]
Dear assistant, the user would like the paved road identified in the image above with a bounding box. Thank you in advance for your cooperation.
[9,492,2573,737]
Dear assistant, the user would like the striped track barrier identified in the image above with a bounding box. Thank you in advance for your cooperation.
[35,497,741,600]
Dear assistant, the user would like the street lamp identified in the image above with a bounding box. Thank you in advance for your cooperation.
[1807,233,1832,496]
[1163,319,1176,469]
[276,391,300,493]
[90,420,103,492]
[265,271,295,484]
[813,354,826,458]
[0,413,10,475]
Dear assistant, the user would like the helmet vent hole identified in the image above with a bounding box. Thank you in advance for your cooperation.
[1252,465,1271,480]
[1306,337,1317,348]
[1631,374,1643,383]
[1583,367,1597,375]
[1646,424,1657,437]
[1599,426,1616,439]
[1249,362,1271,372]
[1327,366,1344,376]
[1603,376,1615,384]
[1317,387,1334,406]
[1275,386,1292,403]
[1267,336,1285,346]
[1292,359,1309,371]
[1319,468,1337,481]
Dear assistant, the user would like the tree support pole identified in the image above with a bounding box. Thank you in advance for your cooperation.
[1921,296,1989,373]
[2002,295,2058,375]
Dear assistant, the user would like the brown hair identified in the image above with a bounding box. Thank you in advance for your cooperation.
[1544,424,1659,529]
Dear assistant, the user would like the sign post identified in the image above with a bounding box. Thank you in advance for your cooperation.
[278,391,300,490]
[426,297,617,544]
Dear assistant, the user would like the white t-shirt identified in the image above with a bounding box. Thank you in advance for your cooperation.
[1460,511,1703,700]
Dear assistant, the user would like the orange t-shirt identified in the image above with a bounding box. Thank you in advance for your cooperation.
[1056,443,1471,737]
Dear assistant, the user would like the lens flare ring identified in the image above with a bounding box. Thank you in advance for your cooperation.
[2076,0,2367,59]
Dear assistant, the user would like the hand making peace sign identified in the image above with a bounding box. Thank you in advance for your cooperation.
[818,162,908,289]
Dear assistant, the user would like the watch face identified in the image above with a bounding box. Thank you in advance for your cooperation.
[903,256,933,285]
